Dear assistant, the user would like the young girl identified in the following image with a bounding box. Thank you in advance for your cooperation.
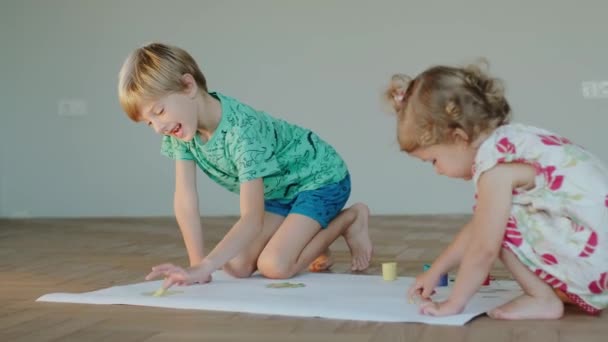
[117,43,372,291]
[386,62,608,319]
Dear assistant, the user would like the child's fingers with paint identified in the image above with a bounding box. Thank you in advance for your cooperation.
[145,263,180,280]
[406,281,431,302]
[163,272,189,289]
[407,272,438,302]
[145,263,191,289]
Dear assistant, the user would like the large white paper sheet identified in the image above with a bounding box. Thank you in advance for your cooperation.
[37,271,522,326]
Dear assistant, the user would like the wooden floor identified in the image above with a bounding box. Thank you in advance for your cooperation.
[1,215,606,342]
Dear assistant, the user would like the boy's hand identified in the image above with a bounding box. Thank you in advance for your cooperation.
[407,270,440,302]
[145,260,213,290]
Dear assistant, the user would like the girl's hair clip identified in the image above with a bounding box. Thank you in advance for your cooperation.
[393,92,405,102]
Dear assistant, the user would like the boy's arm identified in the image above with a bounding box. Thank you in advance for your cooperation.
[146,178,266,288]
[174,159,205,266]
[197,178,265,272]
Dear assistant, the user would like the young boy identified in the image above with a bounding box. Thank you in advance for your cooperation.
[117,43,372,290]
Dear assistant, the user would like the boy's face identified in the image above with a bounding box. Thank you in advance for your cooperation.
[138,91,198,142]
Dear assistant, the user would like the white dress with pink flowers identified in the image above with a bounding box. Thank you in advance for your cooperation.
[473,123,608,314]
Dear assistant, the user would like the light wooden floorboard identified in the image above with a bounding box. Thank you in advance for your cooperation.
[0,216,605,341]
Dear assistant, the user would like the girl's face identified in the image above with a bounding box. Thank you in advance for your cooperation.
[409,142,478,180]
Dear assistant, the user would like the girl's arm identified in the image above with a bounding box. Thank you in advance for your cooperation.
[426,220,474,276]
[421,163,535,316]
[408,219,474,300]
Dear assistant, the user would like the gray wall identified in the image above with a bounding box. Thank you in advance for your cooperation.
[2,0,607,218]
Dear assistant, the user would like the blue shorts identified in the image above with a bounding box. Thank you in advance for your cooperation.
[264,174,351,228]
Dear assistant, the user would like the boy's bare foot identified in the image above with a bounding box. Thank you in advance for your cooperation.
[308,249,334,272]
[487,294,564,320]
[343,203,372,271]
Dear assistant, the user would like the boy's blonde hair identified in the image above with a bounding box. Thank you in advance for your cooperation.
[384,60,511,152]
[118,43,208,121]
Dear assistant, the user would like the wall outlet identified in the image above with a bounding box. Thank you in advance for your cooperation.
[58,99,88,116]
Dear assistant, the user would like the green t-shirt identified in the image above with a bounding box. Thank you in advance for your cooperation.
[160,92,348,200]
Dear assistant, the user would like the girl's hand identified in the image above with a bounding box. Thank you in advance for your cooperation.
[407,270,441,302]
[419,299,465,316]
[145,260,213,290]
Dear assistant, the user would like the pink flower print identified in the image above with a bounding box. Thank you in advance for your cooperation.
[538,134,572,146]
[504,216,522,247]
[540,166,564,191]
[579,231,598,258]
[496,137,516,154]
[605,194,608,207]
[535,269,568,292]
[506,216,517,228]
[588,273,608,294]
[541,253,558,265]
[571,221,585,233]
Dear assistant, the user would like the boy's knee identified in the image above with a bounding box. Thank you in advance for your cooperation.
[224,259,256,278]
[257,253,293,279]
